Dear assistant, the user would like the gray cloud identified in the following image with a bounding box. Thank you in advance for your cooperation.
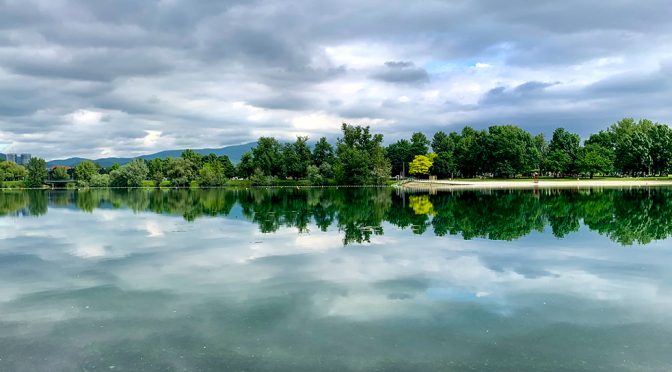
[371,61,429,84]
[0,0,671,159]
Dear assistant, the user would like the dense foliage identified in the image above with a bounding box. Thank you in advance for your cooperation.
[2,118,671,188]
[394,118,672,179]
[4,187,672,246]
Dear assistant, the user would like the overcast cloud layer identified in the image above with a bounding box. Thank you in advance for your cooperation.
[1,0,671,159]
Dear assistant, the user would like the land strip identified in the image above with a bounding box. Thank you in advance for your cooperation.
[399,179,672,190]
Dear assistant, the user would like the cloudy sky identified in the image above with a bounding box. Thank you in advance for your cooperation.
[1,0,671,160]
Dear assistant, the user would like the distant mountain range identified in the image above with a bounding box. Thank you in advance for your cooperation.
[45,142,256,168]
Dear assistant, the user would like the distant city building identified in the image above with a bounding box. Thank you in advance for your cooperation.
[19,153,32,165]
[4,153,32,165]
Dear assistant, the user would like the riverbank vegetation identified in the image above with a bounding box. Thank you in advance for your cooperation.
[3,187,671,245]
[1,118,671,188]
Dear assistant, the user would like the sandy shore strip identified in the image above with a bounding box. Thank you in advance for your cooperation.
[400,179,672,190]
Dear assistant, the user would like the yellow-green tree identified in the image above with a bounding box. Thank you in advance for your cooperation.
[409,153,436,177]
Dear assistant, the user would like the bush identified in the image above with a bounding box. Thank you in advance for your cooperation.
[307,165,324,185]
[250,168,276,186]
[89,174,110,187]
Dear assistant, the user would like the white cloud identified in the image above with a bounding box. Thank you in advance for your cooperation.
[67,109,104,125]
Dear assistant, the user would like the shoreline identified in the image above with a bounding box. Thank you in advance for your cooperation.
[400,179,672,190]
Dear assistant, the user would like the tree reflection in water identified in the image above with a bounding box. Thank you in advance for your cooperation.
[2,187,672,245]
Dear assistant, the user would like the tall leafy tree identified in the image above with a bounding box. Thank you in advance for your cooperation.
[198,161,226,187]
[51,166,70,180]
[409,132,430,158]
[147,158,165,187]
[431,131,459,178]
[110,159,149,187]
[236,152,255,178]
[533,134,547,174]
[649,123,672,176]
[485,125,540,178]
[281,143,300,178]
[386,139,412,177]
[312,137,335,168]
[75,160,98,183]
[455,127,487,178]
[25,158,48,188]
[181,150,202,176]
[218,155,236,179]
[334,123,390,185]
[281,136,313,179]
[547,128,580,175]
[166,158,194,187]
[578,144,614,178]
[252,137,283,176]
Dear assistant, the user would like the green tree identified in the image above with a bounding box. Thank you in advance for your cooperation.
[455,127,487,178]
[578,144,614,178]
[281,143,300,178]
[431,152,456,178]
[649,123,672,176]
[250,168,275,186]
[51,166,70,180]
[25,157,48,188]
[485,125,540,178]
[236,152,255,178]
[252,137,283,176]
[312,137,335,168]
[218,155,236,178]
[110,159,149,187]
[370,145,392,185]
[147,158,164,187]
[0,161,27,181]
[198,161,226,187]
[166,157,194,187]
[533,133,547,174]
[386,139,412,177]
[307,165,324,185]
[431,131,460,178]
[75,160,98,183]
[124,159,149,187]
[319,162,334,179]
[293,136,312,179]
[181,150,202,175]
[89,174,110,187]
[545,150,571,177]
[334,123,390,185]
[410,132,430,158]
[609,118,655,176]
[547,128,580,175]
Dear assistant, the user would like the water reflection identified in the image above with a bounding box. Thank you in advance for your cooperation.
[2,187,672,245]
[2,188,672,370]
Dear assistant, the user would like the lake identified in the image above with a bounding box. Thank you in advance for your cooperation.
[2,187,672,371]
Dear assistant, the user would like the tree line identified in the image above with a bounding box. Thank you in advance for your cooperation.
[1,118,671,188]
[396,117,672,179]
[3,187,672,245]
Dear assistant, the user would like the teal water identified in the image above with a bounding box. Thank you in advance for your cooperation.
[1,188,672,371]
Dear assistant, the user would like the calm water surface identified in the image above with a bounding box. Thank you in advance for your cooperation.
[1,187,672,371]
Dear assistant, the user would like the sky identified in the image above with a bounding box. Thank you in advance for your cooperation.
[1,0,671,160]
